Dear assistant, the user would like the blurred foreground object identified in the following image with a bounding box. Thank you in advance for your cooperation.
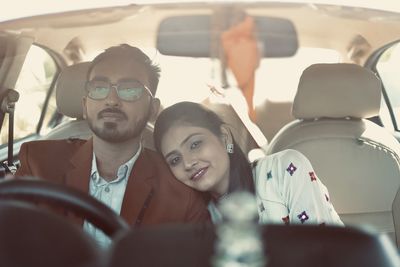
[213,191,266,267]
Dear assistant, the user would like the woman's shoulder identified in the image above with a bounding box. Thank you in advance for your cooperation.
[255,149,308,166]
[272,148,306,158]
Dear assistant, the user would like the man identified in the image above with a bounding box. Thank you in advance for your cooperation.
[16,44,210,246]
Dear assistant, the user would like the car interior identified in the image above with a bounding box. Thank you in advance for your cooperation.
[266,63,400,245]
[15,53,396,266]
[0,179,398,267]
[45,58,400,246]
[1,2,400,266]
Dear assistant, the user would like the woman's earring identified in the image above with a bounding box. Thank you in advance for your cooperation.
[226,143,234,154]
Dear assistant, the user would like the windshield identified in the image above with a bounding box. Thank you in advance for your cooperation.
[3,0,400,22]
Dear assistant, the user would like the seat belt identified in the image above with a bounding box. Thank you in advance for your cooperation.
[0,89,19,175]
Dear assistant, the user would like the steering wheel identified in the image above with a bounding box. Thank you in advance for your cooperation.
[0,177,130,238]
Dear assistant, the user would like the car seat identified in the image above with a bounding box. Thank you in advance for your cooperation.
[266,63,400,247]
[255,99,295,141]
[42,62,92,140]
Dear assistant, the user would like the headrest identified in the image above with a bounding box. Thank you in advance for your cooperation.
[292,63,381,119]
[56,62,91,119]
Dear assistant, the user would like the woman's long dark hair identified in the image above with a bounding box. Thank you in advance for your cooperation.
[153,102,255,199]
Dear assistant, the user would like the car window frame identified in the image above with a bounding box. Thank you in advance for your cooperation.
[365,39,400,132]
[0,41,65,168]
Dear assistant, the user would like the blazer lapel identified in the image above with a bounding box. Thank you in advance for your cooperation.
[120,149,155,225]
[60,138,93,225]
[62,140,154,226]
[64,138,93,193]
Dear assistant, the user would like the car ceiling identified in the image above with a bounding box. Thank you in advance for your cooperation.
[0,2,400,65]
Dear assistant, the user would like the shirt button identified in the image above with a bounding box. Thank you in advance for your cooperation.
[105,187,110,193]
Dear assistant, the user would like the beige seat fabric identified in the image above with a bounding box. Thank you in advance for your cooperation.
[255,99,295,141]
[203,101,258,157]
[202,87,267,160]
[266,63,400,247]
[42,62,154,149]
[42,62,92,140]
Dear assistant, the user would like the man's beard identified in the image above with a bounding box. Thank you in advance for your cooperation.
[87,107,151,143]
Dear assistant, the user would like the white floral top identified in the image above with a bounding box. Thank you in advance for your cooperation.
[208,149,343,226]
[253,149,343,225]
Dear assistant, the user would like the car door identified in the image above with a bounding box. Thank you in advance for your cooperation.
[0,33,61,175]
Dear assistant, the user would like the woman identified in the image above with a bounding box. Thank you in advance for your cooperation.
[154,101,343,225]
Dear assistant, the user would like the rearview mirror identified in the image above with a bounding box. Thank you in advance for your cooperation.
[156,15,298,58]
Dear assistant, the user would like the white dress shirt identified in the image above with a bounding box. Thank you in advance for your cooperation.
[83,145,141,248]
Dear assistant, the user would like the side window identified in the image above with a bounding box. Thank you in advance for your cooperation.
[376,42,400,131]
[0,45,58,145]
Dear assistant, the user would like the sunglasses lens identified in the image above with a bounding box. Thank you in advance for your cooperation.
[87,81,110,100]
[118,82,144,101]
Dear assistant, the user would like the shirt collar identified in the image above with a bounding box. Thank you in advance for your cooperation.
[90,143,142,186]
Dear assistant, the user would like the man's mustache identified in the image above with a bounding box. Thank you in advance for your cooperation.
[98,108,127,119]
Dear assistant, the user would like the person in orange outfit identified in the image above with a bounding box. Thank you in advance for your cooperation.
[221,16,260,121]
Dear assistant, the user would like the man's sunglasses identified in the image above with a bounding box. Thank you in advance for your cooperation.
[85,80,153,101]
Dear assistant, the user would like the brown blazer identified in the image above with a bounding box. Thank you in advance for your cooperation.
[16,138,210,226]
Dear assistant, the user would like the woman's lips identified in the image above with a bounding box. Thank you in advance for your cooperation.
[191,167,208,181]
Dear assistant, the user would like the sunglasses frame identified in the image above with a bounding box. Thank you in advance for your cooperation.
[85,80,154,101]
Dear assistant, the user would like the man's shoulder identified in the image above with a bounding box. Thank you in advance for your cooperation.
[22,138,87,149]
[20,138,88,156]
[16,138,90,178]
